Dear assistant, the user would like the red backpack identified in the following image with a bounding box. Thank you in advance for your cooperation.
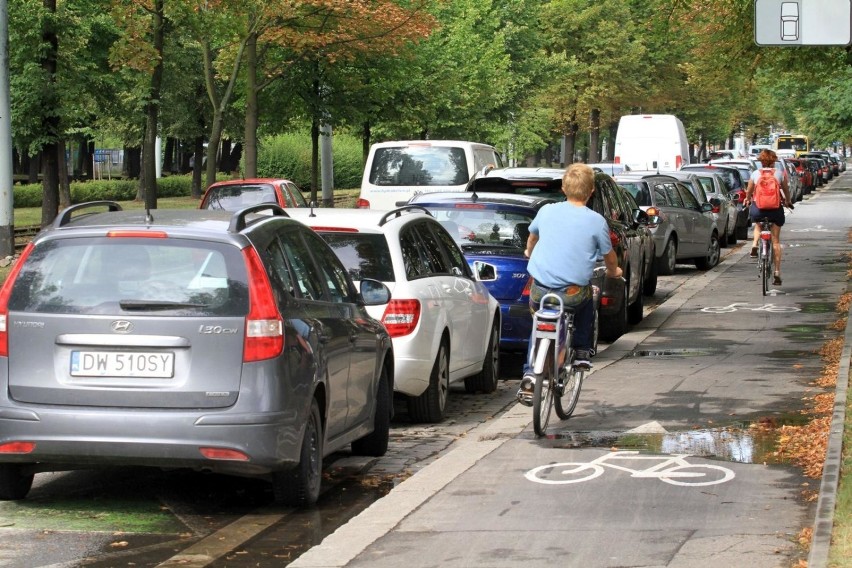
[754,169,780,209]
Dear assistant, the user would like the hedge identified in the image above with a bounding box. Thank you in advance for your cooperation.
[11,175,211,208]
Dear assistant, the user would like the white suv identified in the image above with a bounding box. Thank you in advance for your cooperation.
[286,206,501,423]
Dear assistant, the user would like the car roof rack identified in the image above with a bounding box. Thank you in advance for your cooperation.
[54,201,123,228]
[229,203,289,233]
[378,205,432,227]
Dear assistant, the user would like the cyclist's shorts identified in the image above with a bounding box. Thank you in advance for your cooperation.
[529,281,591,313]
[748,204,785,227]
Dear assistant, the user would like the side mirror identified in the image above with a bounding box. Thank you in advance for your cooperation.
[701,202,714,213]
[632,208,650,226]
[473,260,497,282]
[359,279,391,305]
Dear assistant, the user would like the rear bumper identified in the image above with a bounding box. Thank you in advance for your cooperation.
[498,302,532,351]
[0,405,304,476]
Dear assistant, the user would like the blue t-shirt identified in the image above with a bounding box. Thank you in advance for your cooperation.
[527,202,613,287]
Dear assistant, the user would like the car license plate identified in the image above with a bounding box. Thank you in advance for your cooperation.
[70,351,175,378]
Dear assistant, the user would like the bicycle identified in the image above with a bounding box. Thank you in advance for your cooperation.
[755,216,775,296]
[528,292,590,436]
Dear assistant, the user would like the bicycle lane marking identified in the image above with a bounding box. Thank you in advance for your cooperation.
[524,450,736,487]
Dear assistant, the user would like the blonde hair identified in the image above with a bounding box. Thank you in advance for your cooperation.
[758,149,777,168]
[562,164,595,201]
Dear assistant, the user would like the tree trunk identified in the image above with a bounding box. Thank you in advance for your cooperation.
[40,0,59,227]
[27,152,40,184]
[362,121,371,164]
[606,121,618,161]
[140,0,164,210]
[205,117,222,189]
[564,119,578,165]
[243,30,258,178]
[126,147,141,179]
[727,130,735,150]
[163,137,175,174]
[192,136,204,198]
[58,140,71,209]
[588,109,601,163]
[219,138,231,173]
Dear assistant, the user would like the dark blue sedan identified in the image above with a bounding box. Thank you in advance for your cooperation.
[408,192,560,352]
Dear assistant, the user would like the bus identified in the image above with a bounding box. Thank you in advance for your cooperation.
[774,134,809,156]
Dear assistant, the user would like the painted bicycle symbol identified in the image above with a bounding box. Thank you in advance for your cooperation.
[525,451,735,487]
[700,302,801,314]
[790,226,837,233]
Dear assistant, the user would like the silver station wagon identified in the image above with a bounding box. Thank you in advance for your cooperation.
[0,202,394,506]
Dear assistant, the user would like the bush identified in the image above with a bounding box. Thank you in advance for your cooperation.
[254,131,364,190]
[13,175,197,207]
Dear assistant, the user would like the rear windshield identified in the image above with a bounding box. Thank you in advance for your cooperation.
[369,147,469,187]
[427,207,536,247]
[10,238,248,316]
[318,233,395,282]
[617,182,651,206]
[203,183,279,210]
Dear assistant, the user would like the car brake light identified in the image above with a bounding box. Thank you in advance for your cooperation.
[675,156,682,169]
[310,226,359,232]
[521,276,532,298]
[0,243,34,357]
[711,204,720,213]
[455,203,486,209]
[356,198,370,209]
[242,247,284,362]
[107,231,168,238]
[382,299,421,337]
[0,441,35,454]
[609,230,620,248]
[601,296,614,307]
[200,447,250,461]
[614,156,620,164]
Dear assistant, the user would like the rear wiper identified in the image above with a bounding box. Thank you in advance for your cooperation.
[120,300,208,311]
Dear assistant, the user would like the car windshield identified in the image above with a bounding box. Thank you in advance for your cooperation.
[203,184,278,210]
[9,238,248,315]
[369,146,469,186]
[318,233,396,283]
[427,207,536,248]
[617,182,651,206]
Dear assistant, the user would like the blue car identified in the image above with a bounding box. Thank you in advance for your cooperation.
[408,192,560,352]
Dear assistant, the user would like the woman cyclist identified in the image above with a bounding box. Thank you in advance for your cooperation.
[744,149,793,285]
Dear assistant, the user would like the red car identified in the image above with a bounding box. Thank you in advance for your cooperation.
[787,158,815,194]
[199,178,309,211]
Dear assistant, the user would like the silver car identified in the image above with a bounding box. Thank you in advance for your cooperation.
[615,173,719,275]
[662,170,738,247]
[0,202,394,506]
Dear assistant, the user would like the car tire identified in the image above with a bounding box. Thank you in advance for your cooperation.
[465,319,499,394]
[272,399,323,506]
[695,232,720,270]
[408,340,449,423]
[727,220,737,245]
[627,276,644,325]
[351,366,391,457]
[643,258,657,297]
[657,238,677,275]
[0,464,33,501]
[719,223,729,248]
[600,280,628,342]
[736,221,749,240]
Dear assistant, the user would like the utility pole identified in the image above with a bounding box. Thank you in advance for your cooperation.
[0,0,13,256]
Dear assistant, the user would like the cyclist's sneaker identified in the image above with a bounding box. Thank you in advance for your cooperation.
[574,350,592,369]
[517,374,535,407]
[750,246,758,258]
[773,273,782,285]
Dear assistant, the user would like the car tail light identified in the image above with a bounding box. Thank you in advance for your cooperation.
[675,156,682,169]
[0,243,34,357]
[609,229,620,248]
[200,447,250,461]
[0,441,35,454]
[242,247,284,362]
[521,276,532,299]
[710,203,720,213]
[614,156,620,164]
[107,231,168,238]
[356,198,370,209]
[730,190,745,203]
[600,296,615,307]
[382,299,421,337]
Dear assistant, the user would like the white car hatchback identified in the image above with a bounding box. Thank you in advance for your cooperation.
[286,206,501,423]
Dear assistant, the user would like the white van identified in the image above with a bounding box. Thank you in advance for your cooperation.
[357,140,503,209]
[614,114,690,171]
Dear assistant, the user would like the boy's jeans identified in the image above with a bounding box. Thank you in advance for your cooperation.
[523,281,593,375]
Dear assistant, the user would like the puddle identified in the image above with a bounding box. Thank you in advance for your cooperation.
[542,415,811,465]
[798,301,837,314]
[631,348,716,358]
[781,324,832,341]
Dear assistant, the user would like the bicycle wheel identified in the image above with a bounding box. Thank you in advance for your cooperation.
[760,240,771,296]
[658,464,736,486]
[554,365,584,420]
[524,462,605,484]
[532,344,555,436]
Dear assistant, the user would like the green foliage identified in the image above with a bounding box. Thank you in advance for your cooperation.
[12,175,199,208]
[254,131,364,189]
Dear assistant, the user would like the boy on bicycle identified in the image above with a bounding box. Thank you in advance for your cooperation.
[517,163,622,406]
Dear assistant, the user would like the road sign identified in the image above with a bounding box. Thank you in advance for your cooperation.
[755,0,851,45]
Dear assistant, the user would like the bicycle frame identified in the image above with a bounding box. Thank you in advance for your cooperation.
[757,217,774,295]
[529,293,571,377]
